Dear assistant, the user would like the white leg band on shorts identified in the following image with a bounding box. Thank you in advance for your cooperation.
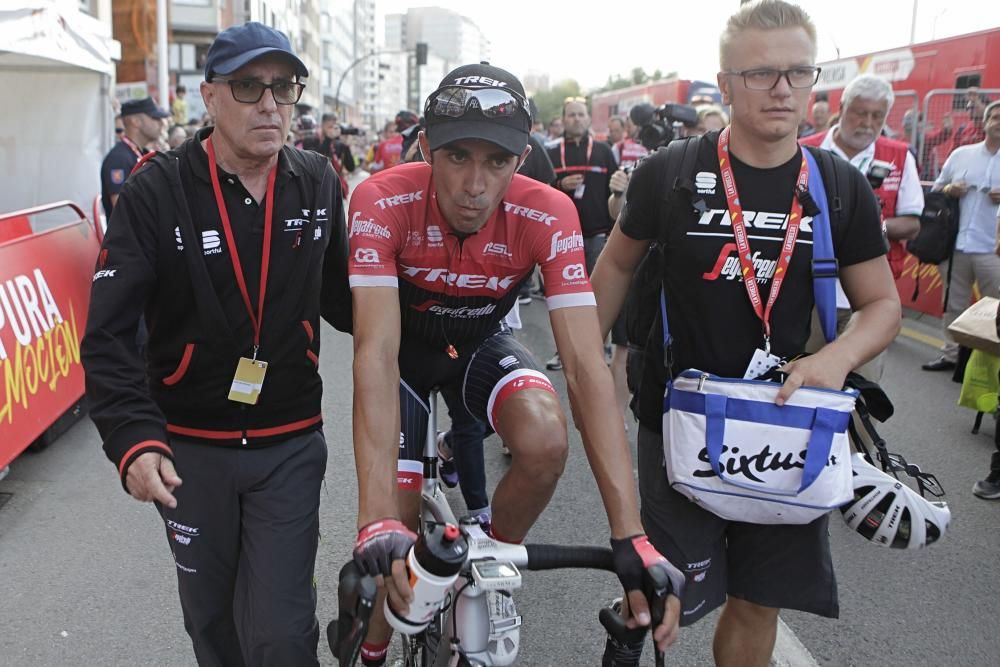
[485,368,555,432]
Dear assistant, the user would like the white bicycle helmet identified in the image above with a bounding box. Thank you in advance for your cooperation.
[841,453,951,549]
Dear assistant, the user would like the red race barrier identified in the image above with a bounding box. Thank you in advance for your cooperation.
[0,201,100,468]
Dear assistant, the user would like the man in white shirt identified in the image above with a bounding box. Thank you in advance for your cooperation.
[801,74,923,380]
[923,100,1000,372]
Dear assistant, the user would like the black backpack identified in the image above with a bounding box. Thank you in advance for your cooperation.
[908,191,959,266]
[622,137,855,397]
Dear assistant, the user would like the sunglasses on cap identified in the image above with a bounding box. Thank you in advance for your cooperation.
[425,85,528,122]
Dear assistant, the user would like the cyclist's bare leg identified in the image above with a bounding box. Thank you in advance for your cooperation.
[490,388,568,542]
[713,597,779,667]
[363,487,422,651]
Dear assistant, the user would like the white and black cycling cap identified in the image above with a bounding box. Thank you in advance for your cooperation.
[424,62,531,157]
[204,22,308,81]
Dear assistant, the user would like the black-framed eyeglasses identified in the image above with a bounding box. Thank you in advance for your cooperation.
[725,66,821,91]
[213,77,305,105]
[425,85,529,123]
[879,451,946,498]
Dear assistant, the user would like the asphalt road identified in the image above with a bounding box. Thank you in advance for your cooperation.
[1,302,998,666]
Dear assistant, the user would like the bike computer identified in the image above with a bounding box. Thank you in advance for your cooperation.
[471,560,522,591]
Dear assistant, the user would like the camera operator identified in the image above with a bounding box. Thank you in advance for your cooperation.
[800,73,922,380]
[319,112,356,174]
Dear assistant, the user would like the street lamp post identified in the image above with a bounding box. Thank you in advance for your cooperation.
[333,43,427,120]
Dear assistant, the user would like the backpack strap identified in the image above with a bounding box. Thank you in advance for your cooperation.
[802,147,838,344]
[656,136,702,352]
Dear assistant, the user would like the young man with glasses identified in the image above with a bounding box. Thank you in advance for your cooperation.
[591,2,900,665]
[348,63,683,667]
[82,22,353,666]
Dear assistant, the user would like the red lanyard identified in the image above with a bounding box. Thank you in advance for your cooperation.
[717,126,809,348]
[560,134,593,169]
[121,135,145,160]
[206,137,278,356]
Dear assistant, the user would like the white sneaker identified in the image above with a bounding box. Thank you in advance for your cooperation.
[487,590,521,666]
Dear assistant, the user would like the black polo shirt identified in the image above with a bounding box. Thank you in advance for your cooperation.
[181,129,305,321]
[100,140,141,217]
[547,135,618,237]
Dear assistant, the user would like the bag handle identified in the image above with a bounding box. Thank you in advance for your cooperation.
[703,394,839,495]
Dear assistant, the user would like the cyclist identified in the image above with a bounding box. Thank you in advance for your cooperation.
[348,63,682,666]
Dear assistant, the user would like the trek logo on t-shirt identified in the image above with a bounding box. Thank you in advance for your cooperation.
[702,243,777,283]
[503,202,557,226]
[696,209,813,234]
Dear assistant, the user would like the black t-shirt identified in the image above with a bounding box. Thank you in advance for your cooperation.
[619,131,886,432]
[520,135,557,185]
[100,141,141,218]
[548,135,618,237]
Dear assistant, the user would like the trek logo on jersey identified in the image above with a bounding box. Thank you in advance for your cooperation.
[503,202,557,226]
[350,211,391,239]
[285,217,309,231]
[696,209,813,234]
[452,75,508,88]
[546,230,584,261]
[695,172,718,195]
[562,263,586,281]
[202,230,223,255]
[374,190,423,209]
[300,208,327,218]
[702,243,778,283]
[401,266,519,291]
[426,225,444,245]
[354,248,380,263]
[410,300,498,318]
[483,242,513,258]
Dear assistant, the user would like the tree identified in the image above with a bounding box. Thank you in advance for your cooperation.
[630,67,649,85]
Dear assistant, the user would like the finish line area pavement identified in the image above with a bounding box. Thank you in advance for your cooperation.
[1,304,997,666]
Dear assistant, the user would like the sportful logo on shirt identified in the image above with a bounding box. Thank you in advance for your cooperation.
[202,230,223,255]
[695,171,718,195]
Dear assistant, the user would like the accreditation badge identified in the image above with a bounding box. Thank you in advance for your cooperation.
[228,357,268,404]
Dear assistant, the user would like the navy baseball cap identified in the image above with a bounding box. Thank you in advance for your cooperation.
[425,63,530,156]
[121,97,170,119]
[204,22,308,81]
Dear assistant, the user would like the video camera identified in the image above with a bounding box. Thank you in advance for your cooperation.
[631,102,700,151]
[340,126,363,136]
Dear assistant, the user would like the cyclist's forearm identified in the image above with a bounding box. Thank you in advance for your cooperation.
[565,360,644,538]
[353,350,402,526]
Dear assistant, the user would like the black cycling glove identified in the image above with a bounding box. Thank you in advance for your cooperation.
[353,518,416,577]
[610,534,685,601]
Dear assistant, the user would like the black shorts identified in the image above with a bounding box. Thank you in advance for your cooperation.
[396,328,554,490]
[636,424,838,625]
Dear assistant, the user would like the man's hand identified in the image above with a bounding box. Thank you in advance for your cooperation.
[945,181,969,198]
[610,534,683,651]
[353,519,416,614]
[988,188,1000,205]
[775,349,853,406]
[125,452,182,508]
[609,168,630,195]
[560,173,585,193]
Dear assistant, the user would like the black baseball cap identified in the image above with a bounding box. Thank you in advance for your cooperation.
[121,97,170,119]
[204,22,308,81]
[425,63,530,156]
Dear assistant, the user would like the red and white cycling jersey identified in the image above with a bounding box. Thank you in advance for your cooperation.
[348,162,595,350]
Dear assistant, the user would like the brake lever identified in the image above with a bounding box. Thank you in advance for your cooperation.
[597,564,676,667]
[327,561,377,665]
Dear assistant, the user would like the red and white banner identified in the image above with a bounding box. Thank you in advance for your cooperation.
[0,209,99,468]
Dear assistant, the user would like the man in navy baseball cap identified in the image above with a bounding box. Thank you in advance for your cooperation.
[204,21,308,81]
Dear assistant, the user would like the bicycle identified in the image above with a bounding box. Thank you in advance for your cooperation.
[328,390,672,667]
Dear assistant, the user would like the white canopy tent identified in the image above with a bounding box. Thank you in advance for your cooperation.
[0,3,120,217]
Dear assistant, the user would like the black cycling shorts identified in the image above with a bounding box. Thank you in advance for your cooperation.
[396,328,555,490]
[636,423,839,625]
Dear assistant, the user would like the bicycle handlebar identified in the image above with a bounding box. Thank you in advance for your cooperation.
[523,544,615,571]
